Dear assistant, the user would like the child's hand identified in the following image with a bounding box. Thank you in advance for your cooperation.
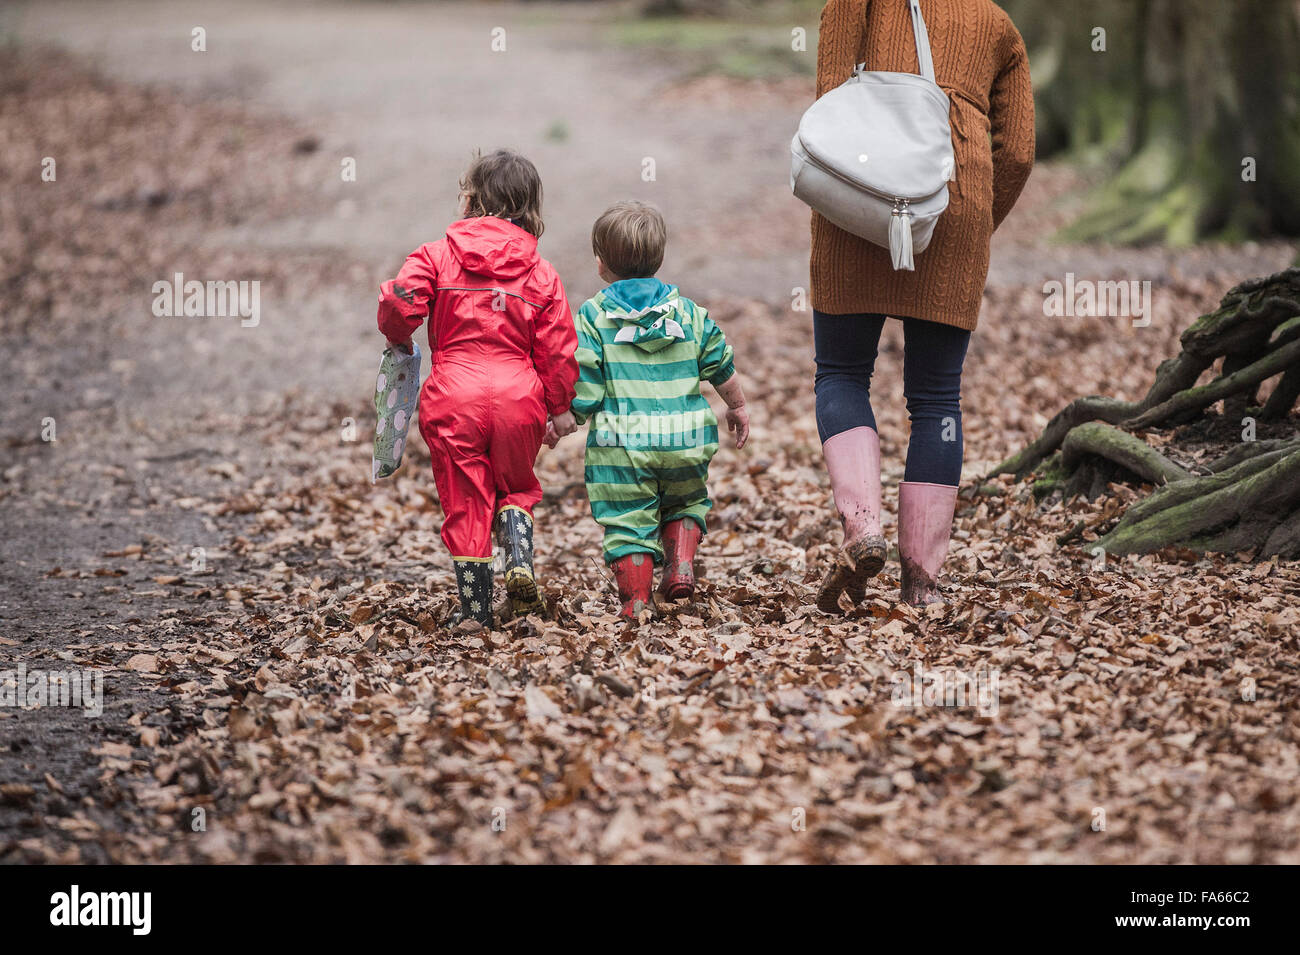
[713,375,749,450]
[544,418,560,449]
[726,403,750,450]
[551,410,578,439]
[387,338,414,354]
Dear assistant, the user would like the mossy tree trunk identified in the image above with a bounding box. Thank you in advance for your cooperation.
[999,0,1300,242]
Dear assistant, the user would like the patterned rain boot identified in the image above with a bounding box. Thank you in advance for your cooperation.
[816,427,888,612]
[897,481,959,606]
[496,507,545,617]
[610,553,654,619]
[449,560,494,628]
[658,518,702,600]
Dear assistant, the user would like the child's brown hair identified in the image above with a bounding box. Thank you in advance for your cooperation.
[591,200,666,279]
[459,149,545,237]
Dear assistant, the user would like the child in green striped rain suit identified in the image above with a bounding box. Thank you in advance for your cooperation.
[547,201,749,618]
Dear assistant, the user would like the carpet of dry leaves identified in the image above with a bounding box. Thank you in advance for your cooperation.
[3,46,1299,865]
[98,311,1300,865]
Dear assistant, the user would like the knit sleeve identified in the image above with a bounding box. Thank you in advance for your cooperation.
[989,23,1036,230]
[816,0,866,98]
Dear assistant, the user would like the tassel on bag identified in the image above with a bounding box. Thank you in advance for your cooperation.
[890,205,915,271]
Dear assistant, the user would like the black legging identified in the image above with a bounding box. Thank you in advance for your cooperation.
[813,311,970,486]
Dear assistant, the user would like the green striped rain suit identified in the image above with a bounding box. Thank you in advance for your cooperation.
[571,278,735,564]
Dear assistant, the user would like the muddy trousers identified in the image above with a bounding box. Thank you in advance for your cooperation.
[812,310,970,487]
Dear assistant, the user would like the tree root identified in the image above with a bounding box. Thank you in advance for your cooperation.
[985,270,1300,559]
[1098,449,1300,558]
[1261,364,1300,420]
[1206,436,1300,473]
[1061,422,1190,485]
[995,398,1140,481]
[989,268,1300,480]
[1124,335,1300,430]
[1118,441,1299,527]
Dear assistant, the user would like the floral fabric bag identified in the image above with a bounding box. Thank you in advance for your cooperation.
[372,343,421,482]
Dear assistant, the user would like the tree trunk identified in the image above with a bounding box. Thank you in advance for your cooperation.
[1000,0,1300,242]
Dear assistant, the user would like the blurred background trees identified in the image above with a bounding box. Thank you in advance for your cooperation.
[631,0,1300,245]
[1002,0,1300,244]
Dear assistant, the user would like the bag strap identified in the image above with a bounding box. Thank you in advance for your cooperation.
[854,0,938,84]
[908,0,937,83]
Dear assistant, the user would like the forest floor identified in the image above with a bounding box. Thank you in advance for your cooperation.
[1,1,1298,863]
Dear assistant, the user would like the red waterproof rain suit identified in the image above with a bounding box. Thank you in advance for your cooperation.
[376,217,578,560]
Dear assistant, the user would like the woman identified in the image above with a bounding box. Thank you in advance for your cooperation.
[811,0,1035,610]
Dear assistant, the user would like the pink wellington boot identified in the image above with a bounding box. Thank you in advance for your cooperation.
[897,481,959,606]
[816,426,888,613]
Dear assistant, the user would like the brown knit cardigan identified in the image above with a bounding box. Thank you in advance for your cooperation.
[811,0,1036,331]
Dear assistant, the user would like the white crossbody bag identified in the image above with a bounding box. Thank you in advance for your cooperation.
[790,0,954,270]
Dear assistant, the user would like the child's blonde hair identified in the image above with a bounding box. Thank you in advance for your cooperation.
[591,200,666,279]
[459,149,545,237]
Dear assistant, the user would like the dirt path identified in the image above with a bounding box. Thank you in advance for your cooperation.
[7,0,817,305]
[2,2,1297,863]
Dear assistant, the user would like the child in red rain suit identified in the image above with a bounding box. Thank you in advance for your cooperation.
[376,150,578,628]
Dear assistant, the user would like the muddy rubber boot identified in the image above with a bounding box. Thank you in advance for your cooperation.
[658,518,702,600]
[496,508,544,617]
[449,560,494,628]
[610,553,653,619]
[897,481,958,606]
[816,427,888,612]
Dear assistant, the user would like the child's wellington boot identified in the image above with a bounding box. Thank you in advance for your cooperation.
[495,508,545,616]
[449,560,495,628]
[610,554,654,619]
[658,519,702,600]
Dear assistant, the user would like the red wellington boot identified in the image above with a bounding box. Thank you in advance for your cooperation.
[658,519,702,600]
[610,553,654,619]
